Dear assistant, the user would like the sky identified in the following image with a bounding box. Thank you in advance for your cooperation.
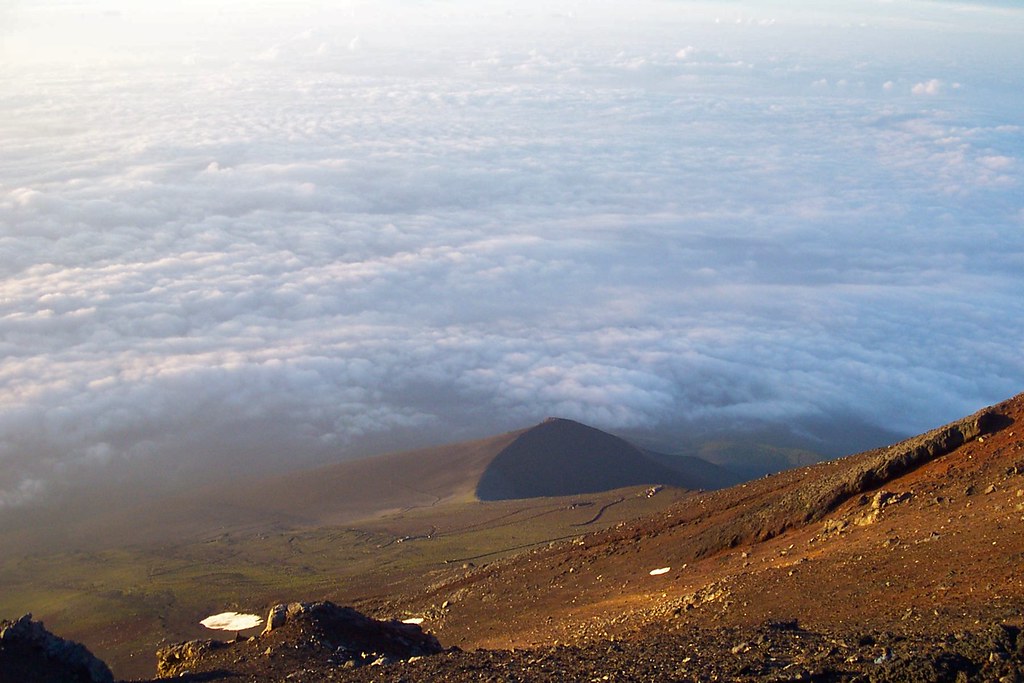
[1,0,1023,508]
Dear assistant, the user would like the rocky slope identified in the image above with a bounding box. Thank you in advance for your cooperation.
[7,393,1024,681]
[153,601,441,680]
[158,621,1024,682]
[372,393,1024,676]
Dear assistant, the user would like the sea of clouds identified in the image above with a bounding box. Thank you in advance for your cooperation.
[1,0,1022,506]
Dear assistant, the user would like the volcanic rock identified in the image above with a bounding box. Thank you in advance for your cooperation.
[154,639,226,678]
[0,614,114,683]
[263,601,441,657]
[155,601,442,678]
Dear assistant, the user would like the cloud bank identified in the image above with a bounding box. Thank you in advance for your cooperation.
[1,0,1023,506]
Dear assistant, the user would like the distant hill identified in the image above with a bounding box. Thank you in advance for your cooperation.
[232,416,737,518]
[0,417,735,554]
[477,418,738,500]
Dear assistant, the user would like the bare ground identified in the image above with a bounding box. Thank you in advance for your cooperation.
[114,394,1024,681]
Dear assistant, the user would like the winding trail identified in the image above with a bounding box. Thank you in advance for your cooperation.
[571,497,625,527]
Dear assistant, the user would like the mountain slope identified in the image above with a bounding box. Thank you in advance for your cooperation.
[5,395,1024,682]
[76,391,1024,683]
[386,393,1024,651]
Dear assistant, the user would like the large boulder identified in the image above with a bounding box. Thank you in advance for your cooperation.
[0,614,114,683]
[260,601,442,659]
[156,601,443,678]
[154,639,228,678]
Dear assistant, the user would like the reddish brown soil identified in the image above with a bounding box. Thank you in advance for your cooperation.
[371,394,1024,657]
[121,394,1024,681]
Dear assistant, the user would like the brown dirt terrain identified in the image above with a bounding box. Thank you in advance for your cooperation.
[0,416,733,680]
[141,392,1023,681]
[0,485,688,680]
[403,395,1024,652]
[7,394,1024,681]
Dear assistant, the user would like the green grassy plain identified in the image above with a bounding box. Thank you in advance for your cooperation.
[1,485,687,680]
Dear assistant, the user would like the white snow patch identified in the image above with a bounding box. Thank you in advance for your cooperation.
[649,567,671,576]
[200,612,264,631]
[402,617,425,625]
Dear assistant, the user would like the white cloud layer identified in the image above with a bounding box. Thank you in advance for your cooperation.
[1,0,1023,506]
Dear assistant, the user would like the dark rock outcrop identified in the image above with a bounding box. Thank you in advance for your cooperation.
[154,639,228,678]
[200,621,1023,683]
[0,614,114,683]
[156,601,443,678]
[260,601,442,658]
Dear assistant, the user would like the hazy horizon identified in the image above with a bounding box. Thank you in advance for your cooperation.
[2,0,1022,508]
